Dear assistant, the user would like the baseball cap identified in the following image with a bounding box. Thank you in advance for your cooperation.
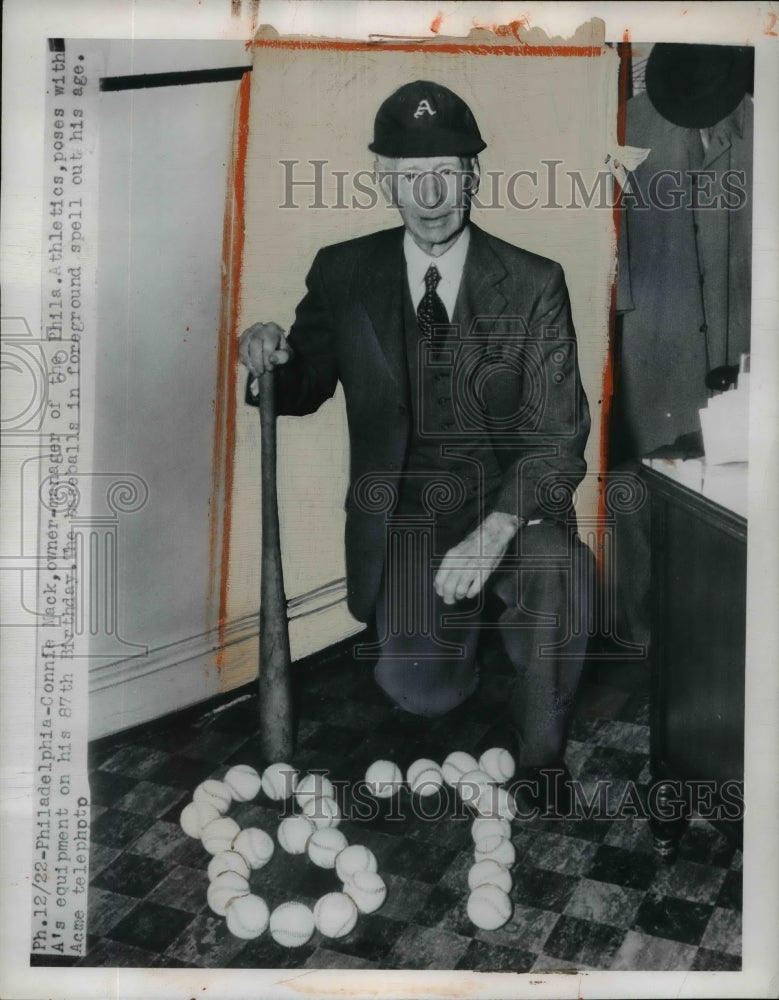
[369,80,486,157]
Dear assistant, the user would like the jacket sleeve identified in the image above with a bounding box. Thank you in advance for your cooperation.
[491,262,590,524]
[245,250,339,416]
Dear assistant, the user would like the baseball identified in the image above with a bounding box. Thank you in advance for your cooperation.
[277,814,316,855]
[223,764,262,802]
[457,768,493,808]
[207,849,251,882]
[307,827,348,869]
[201,816,241,855]
[301,795,341,829]
[269,901,316,948]
[232,826,275,869]
[192,779,232,815]
[406,758,444,797]
[313,891,358,938]
[475,784,518,821]
[295,772,335,809]
[468,858,512,894]
[179,800,220,838]
[225,892,270,939]
[479,747,516,784]
[471,816,512,844]
[364,759,403,798]
[261,761,298,801]
[467,884,513,930]
[343,869,388,914]
[473,833,516,868]
[334,844,378,883]
[207,870,250,916]
[441,750,478,786]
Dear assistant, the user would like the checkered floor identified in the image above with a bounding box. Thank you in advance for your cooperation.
[33,638,742,971]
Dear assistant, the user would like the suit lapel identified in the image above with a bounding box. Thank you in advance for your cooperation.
[456,223,508,342]
[358,227,408,395]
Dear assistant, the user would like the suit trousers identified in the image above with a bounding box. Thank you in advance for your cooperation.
[372,519,594,767]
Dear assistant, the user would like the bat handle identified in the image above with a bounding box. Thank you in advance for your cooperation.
[257,369,295,760]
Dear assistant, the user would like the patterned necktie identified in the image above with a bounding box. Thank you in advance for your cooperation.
[417,264,449,340]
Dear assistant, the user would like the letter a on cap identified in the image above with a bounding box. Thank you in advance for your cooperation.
[414,99,436,119]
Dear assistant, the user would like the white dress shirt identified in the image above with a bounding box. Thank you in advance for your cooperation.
[403,226,470,321]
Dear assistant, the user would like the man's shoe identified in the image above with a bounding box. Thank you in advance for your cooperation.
[510,764,574,820]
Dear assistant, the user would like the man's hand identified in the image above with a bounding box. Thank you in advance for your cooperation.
[434,511,520,605]
[239,322,293,376]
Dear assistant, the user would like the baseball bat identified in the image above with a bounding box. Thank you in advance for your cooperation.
[257,368,295,760]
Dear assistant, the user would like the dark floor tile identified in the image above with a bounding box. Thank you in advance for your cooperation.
[379,873,434,922]
[91,851,171,899]
[88,769,139,807]
[542,914,625,966]
[88,841,122,879]
[456,937,536,972]
[716,869,742,911]
[114,780,188,818]
[323,912,405,963]
[77,939,159,967]
[386,923,471,969]
[512,866,579,913]
[564,878,645,928]
[177,727,249,762]
[650,858,726,906]
[98,744,169,778]
[147,865,209,914]
[586,843,658,891]
[299,722,365,757]
[415,884,472,936]
[226,929,317,969]
[526,832,599,876]
[578,745,647,783]
[89,808,152,850]
[144,753,219,790]
[304,947,379,969]
[86,886,139,937]
[136,722,202,754]
[382,837,457,883]
[131,819,195,863]
[633,894,713,946]
[693,946,741,971]
[165,911,248,967]
[677,821,736,868]
[107,901,195,952]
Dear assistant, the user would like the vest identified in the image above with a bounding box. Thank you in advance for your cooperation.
[396,276,503,552]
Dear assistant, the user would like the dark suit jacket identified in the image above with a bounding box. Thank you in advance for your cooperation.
[248,222,590,623]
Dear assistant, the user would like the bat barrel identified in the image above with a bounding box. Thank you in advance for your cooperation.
[257,370,294,760]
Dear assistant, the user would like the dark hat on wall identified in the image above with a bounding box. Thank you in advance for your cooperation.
[369,80,486,158]
[645,43,754,129]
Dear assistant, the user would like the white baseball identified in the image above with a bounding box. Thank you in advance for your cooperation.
[201,816,241,855]
[261,761,298,801]
[301,795,341,829]
[468,858,512,894]
[192,779,232,815]
[364,759,404,798]
[471,816,512,844]
[475,784,518,821]
[232,826,275,869]
[335,844,378,883]
[277,814,315,854]
[307,827,348,869]
[223,764,262,802]
[207,870,250,916]
[479,747,516,784]
[441,750,478,786]
[269,901,315,948]
[295,772,335,809]
[467,884,513,930]
[180,800,220,838]
[474,833,516,868]
[457,768,493,808]
[313,891,358,938]
[225,892,270,939]
[343,869,388,914]
[207,849,251,882]
[406,758,444,796]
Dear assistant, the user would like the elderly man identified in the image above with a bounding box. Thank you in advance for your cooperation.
[240,81,593,815]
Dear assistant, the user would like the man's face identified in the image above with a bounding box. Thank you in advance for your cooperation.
[379,156,480,256]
